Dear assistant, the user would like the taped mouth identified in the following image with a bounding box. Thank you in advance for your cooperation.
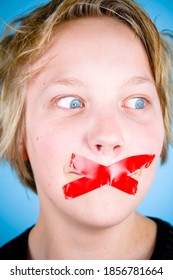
[62,153,155,199]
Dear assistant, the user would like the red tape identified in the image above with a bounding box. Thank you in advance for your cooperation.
[63,153,155,199]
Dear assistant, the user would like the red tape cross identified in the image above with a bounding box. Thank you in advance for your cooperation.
[63,153,155,199]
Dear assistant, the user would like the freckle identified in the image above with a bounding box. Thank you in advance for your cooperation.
[36,136,39,141]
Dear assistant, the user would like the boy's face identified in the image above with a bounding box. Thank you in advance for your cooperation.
[24,17,164,227]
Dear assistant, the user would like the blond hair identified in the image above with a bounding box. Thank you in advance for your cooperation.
[0,0,173,192]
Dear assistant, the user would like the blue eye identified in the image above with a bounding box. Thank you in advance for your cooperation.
[125,97,146,109]
[56,97,84,109]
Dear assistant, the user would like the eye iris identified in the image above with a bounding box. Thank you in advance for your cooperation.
[70,98,82,108]
[135,99,145,109]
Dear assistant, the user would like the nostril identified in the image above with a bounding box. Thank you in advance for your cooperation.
[113,145,121,152]
[96,144,102,151]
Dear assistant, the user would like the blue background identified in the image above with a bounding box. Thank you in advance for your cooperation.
[0,0,173,247]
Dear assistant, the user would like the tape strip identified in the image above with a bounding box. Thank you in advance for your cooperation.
[63,154,155,199]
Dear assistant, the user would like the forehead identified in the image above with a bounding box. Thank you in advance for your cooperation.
[27,16,152,88]
[30,16,142,64]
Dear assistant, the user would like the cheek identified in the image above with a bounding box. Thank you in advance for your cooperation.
[27,120,78,156]
[40,124,81,161]
[125,118,164,155]
[26,121,81,186]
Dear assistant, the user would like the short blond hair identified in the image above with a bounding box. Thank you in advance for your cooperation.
[0,0,173,192]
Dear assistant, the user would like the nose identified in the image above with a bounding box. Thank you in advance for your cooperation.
[86,113,124,157]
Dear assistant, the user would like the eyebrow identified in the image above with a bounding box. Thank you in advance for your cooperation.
[42,78,85,97]
[52,78,85,87]
[124,76,155,87]
[51,75,155,87]
[43,75,155,95]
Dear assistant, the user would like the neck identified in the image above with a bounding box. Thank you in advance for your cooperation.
[28,209,155,260]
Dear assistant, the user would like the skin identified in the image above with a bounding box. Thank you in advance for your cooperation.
[23,16,164,259]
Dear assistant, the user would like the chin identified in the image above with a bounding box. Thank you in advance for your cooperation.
[66,187,137,230]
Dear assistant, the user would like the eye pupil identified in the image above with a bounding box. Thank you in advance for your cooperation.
[70,98,82,108]
[135,99,145,109]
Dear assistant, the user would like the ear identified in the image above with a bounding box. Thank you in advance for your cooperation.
[19,137,29,161]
